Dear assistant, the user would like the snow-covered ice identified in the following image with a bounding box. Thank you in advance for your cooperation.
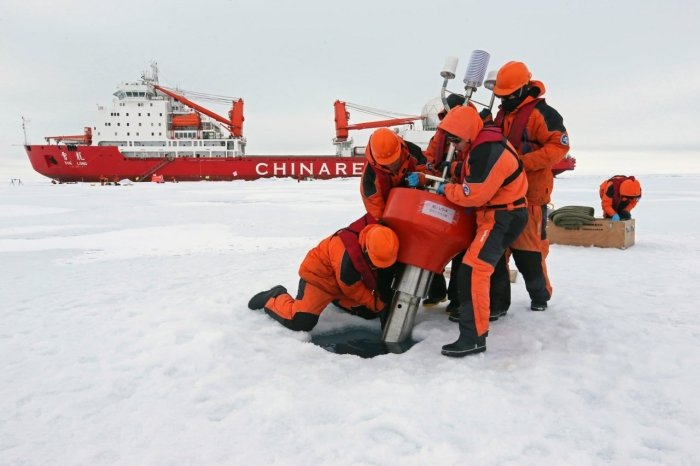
[1,152,700,465]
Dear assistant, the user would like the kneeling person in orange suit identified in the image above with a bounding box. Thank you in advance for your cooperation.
[415,106,529,357]
[248,224,399,331]
[599,175,642,221]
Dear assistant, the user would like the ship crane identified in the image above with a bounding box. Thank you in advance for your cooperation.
[333,100,421,140]
[150,84,244,138]
[333,100,422,156]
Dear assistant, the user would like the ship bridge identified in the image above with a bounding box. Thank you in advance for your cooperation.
[113,82,158,100]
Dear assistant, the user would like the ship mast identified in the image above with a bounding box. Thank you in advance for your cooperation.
[141,61,159,84]
[21,116,30,145]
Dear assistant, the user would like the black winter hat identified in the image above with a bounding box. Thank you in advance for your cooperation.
[438,93,467,120]
[445,93,466,109]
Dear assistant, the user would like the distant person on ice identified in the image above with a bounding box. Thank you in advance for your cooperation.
[248,224,399,331]
[599,175,642,221]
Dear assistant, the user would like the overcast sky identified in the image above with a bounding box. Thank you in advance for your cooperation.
[1,0,699,160]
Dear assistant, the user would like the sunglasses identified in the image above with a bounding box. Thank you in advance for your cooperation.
[500,86,528,101]
[500,91,519,101]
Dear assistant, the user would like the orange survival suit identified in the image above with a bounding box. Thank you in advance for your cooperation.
[360,128,425,221]
[259,224,399,331]
[492,61,569,310]
[439,106,529,354]
[599,175,642,219]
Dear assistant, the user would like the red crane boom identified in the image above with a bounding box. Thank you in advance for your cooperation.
[151,84,243,138]
[334,100,421,142]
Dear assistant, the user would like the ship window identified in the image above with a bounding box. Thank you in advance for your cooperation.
[151,123,154,127]
[159,132,162,136]
[100,141,123,146]
[126,113,129,116]
[117,123,120,126]
[160,113,163,116]
[147,113,150,116]
[152,132,155,136]
[126,123,129,126]
[139,123,142,126]
[136,132,139,136]
[138,113,141,116]
[150,103,153,107]
[127,132,130,136]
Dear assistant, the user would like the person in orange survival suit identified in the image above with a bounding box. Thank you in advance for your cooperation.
[247,224,399,332]
[599,175,642,220]
[410,105,529,356]
[352,127,424,314]
[419,95,505,311]
[360,127,426,222]
[492,61,569,312]
[420,93,466,307]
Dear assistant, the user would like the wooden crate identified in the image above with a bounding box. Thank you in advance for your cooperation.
[547,218,635,249]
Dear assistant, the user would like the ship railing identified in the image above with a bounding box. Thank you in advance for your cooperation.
[121,149,236,159]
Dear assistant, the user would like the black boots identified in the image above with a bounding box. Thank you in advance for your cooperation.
[248,285,287,310]
[489,309,508,321]
[441,335,486,357]
[530,301,547,312]
[443,300,486,357]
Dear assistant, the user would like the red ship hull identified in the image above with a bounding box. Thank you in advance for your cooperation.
[25,144,575,182]
[25,145,366,182]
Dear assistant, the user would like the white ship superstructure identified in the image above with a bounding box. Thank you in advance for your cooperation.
[92,65,245,158]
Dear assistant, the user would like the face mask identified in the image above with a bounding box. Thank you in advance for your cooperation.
[500,85,530,112]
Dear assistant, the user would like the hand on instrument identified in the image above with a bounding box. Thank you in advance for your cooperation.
[406,172,422,188]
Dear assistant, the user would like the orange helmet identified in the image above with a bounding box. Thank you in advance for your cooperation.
[437,105,483,143]
[359,224,399,268]
[368,128,402,165]
[620,179,642,197]
[493,61,532,97]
